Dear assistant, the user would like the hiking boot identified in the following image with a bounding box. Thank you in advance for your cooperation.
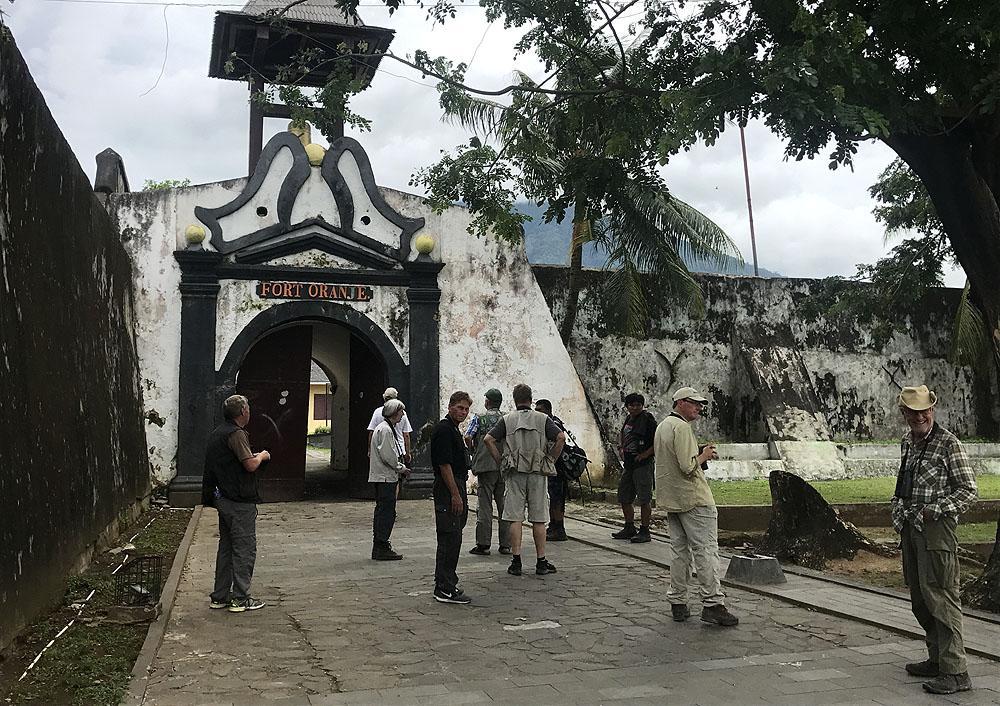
[546,525,568,541]
[922,672,972,695]
[536,559,557,575]
[611,524,637,540]
[671,604,691,622]
[507,560,523,576]
[498,546,513,555]
[630,528,651,543]
[433,587,471,604]
[700,605,739,627]
[373,544,403,561]
[209,599,229,610]
[228,597,265,613]
[905,660,940,678]
[469,545,491,556]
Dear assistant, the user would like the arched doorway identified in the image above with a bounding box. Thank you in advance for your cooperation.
[217,302,407,502]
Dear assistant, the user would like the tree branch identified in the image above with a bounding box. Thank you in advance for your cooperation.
[594,0,627,78]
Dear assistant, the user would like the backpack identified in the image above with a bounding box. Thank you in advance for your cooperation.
[559,444,589,481]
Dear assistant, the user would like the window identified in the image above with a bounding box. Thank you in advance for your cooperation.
[314,394,332,420]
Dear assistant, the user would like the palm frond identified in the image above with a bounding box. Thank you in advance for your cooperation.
[603,257,650,338]
[949,280,989,367]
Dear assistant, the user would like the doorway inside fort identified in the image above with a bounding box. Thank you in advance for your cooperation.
[235,321,387,502]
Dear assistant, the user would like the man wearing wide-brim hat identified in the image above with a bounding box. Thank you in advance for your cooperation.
[892,385,978,695]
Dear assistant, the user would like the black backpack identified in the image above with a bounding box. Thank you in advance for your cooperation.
[559,445,589,481]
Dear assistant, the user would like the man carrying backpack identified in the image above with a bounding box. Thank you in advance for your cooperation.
[466,388,512,556]
[612,392,657,543]
[484,384,566,577]
[535,399,569,542]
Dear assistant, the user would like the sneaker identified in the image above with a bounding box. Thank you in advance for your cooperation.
[498,546,513,555]
[373,544,403,561]
[905,660,940,678]
[469,545,491,556]
[546,527,568,541]
[507,560,523,576]
[535,559,557,575]
[671,604,690,622]
[433,587,471,604]
[700,605,738,627]
[228,597,265,613]
[611,524,637,540]
[630,529,651,543]
[209,599,229,610]
[922,672,972,695]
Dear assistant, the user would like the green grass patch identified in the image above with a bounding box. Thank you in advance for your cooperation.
[1,506,192,705]
[709,475,1000,506]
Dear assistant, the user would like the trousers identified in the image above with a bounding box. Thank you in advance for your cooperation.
[211,496,258,603]
[433,477,468,592]
[475,471,512,548]
[666,505,725,607]
[372,481,398,545]
[901,518,967,674]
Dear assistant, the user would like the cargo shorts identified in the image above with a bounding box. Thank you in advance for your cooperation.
[501,472,550,524]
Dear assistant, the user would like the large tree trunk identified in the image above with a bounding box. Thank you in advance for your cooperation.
[757,471,888,569]
[885,126,1000,381]
[559,218,587,345]
[961,513,1000,613]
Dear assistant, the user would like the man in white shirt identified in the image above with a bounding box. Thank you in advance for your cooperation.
[367,387,412,463]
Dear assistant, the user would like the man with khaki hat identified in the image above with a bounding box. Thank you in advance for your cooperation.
[654,387,738,627]
[893,384,977,695]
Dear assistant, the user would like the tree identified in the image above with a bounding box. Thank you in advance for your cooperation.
[142,178,191,191]
[412,67,740,343]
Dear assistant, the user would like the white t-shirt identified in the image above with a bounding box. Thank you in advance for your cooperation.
[367,405,412,448]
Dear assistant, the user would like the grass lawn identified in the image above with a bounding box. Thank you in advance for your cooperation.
[709,474,1000,506]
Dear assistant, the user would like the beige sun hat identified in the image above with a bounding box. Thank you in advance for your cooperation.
[898,385,937,411]
[672,386,708,403]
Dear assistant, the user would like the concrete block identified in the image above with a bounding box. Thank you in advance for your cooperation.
[724,554,787,584]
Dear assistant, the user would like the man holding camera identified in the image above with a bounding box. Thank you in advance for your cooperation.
[655,387,738,627]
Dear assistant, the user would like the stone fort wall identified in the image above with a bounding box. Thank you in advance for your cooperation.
[0,36,151,649]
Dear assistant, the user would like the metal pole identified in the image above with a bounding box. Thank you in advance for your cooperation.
[739,125,759,277]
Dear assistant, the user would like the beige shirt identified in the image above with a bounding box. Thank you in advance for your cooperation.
[654,414,715,512]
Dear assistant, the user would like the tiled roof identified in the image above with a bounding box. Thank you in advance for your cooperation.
[240,0,362,27]
[311,361,331,384]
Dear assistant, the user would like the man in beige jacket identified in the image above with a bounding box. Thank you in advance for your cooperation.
[655,387,738,626]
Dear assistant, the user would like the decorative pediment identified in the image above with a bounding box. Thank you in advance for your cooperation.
[194,133,424,269]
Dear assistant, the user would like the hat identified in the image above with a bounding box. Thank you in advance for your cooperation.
[485,388,503,403]
[898,385,937,411]
[382,399,405,417]
[672,386,708,403]
[383,387,398,401]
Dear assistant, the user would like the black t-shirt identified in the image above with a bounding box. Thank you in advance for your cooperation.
[431,415,469,480]
[621,410,656,470]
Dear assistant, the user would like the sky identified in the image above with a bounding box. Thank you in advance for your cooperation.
[3,0,965,285]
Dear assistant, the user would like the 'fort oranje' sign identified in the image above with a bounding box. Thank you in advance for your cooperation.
[256,281,373,301]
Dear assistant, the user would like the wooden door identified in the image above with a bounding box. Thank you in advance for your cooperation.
[237,325,313,502]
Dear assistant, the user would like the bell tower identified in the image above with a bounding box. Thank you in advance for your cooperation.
[207,0,395,173]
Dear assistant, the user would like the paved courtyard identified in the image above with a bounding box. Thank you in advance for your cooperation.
[135,501,1000,705]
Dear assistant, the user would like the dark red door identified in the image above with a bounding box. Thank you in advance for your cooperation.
[348,334,387,493]
[237,325,313,502]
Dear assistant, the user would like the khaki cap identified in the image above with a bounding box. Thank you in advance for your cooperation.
[898,385,937,411]
[672,386,708,403]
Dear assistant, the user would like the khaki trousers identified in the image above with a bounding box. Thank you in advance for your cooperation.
[901,518,967,674]
[474,471,512,549]
[666,505,725,607]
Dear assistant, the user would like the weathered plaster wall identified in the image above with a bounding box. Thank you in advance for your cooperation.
[534,267,997,453]
[0,35,150,649]
[114,147,607,486]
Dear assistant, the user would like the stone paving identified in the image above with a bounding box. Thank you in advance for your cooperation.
[136,501,1000,705]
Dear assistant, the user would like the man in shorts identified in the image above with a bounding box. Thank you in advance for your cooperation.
[612,392,656,543]
[484,384,566,577]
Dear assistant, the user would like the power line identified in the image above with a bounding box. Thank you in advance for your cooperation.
[42,0,485,8]
[138,5,171,96]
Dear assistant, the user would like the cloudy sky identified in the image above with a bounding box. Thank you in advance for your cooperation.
[4,0,963,284]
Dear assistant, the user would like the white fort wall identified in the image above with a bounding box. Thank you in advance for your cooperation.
[112,139,606,486]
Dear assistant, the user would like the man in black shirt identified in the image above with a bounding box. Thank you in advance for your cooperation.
[430,391,473,604]
[201,394,271,613]
[612,392,657,543]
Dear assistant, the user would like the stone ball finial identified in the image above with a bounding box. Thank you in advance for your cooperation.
[184,224,206,248]
[288,121,312,146]
[305,143,326,167]
[414,234,436,255]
